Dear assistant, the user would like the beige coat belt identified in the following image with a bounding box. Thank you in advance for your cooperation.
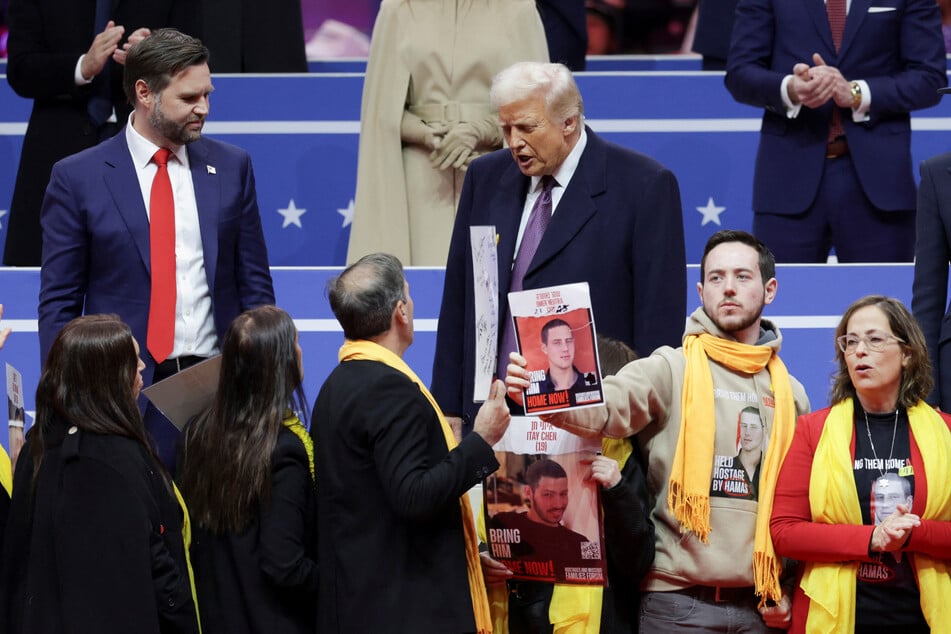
[407,102,495,123]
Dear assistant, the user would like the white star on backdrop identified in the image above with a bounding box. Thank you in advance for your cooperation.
[0,209,7,231]
[277,199,307,228]
[696,197,726,226]
[338,199,355,228]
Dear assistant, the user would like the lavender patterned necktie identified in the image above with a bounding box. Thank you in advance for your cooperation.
[497,175,556,380]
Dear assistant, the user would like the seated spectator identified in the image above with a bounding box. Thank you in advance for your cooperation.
[586,0,623,55]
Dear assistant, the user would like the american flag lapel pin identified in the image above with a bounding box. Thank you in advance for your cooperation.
[207,165,216,175]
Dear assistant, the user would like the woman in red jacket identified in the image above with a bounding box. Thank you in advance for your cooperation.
[771,295,951,632]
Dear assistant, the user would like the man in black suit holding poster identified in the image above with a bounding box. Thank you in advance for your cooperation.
[311,252,512,633]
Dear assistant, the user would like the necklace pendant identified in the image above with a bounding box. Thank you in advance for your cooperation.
[878,476,890,489]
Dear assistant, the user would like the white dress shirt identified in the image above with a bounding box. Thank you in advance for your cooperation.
[513,127,589,258]
[126,115,218,359]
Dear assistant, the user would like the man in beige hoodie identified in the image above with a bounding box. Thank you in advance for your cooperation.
[507,229,810,632]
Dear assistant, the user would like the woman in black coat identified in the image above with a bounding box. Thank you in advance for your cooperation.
[0,314,200,634]
[177,305,317,633]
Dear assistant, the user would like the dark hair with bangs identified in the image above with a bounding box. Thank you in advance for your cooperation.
[32,314,154,477]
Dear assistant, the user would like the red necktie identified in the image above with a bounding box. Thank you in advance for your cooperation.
[827,0,847,141]
[148,148,176,363]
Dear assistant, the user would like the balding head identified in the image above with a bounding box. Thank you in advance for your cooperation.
[328,253,406,340]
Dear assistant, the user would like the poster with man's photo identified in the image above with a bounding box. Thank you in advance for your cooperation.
[484,417,607,585]
[710,405,767,500]
[508,282,603,415]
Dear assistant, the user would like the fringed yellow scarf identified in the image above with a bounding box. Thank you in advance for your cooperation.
[282,413,315,481]
[671,332,796,605]
[801,399,951,632]
[173,483,203,633]
[482,439,631,634]
[339,339,492,634]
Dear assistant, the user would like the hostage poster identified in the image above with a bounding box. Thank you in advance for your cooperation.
[484,417,607,585]
[508,282,603,415]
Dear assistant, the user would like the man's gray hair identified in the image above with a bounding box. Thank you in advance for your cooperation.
[327,253,406,340]
[490,62,584,124]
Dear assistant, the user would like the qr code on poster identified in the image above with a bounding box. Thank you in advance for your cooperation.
[580,541,601,560]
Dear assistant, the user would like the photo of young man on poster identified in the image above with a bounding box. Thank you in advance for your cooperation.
[487,456,604,584]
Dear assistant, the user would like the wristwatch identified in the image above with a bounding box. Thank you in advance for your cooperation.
[849,81,862,109]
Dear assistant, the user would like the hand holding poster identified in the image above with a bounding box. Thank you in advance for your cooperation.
[508,282,603,415]
[484,416,607,585]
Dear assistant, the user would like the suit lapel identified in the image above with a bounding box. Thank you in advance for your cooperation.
[839,0,872,58]
[526,129,604,278]
[102,134,151,272]
[188,140,220,293]
[806,0,836,56]
[494,163,531,300]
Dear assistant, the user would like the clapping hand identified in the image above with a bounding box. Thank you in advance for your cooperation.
[81,21,125,80]
[871,503,920,553]
[113,27,151,65]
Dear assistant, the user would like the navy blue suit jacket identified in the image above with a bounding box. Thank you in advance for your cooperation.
[693,0,739,62]
[38,130,275,384]
[431,128,686,428]
[536,0,588,71]
[912,153,951,409]
[725,0,945,215]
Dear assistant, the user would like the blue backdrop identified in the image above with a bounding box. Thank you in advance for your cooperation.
[0,69,945,451]
[3,69,951,266]
[0,264,916,452]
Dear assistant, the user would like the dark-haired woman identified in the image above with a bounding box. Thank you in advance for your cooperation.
[0,314,200,634]
[177,305,317,633]
[771,296,951,632]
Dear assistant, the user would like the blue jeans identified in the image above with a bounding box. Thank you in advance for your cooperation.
[639,588,782,633]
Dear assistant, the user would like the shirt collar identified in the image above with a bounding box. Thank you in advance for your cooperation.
[530,125,588,193]
[125,112,190,169]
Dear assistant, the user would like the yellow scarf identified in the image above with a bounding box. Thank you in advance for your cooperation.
[671,332,796,605]
[484,439,631,634]
[173,482,203,634]
[0,443,11,497]
[282,413,315,481]
[801,400,951,632]
[339,339,492,634]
